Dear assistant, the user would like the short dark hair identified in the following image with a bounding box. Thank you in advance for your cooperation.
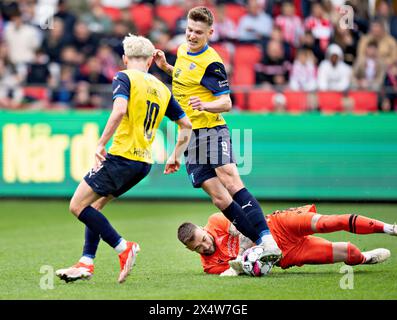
[177,222,197,245]
[188,6,214,27]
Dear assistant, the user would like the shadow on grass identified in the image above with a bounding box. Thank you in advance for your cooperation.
[187,268,385,279]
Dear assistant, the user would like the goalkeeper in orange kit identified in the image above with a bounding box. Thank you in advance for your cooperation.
[177,205,396,276]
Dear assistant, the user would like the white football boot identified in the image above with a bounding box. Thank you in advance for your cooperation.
[362,248,391,264]
[56,262,94,283]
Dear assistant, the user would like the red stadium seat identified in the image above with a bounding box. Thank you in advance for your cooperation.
[224,4,247,25]
[232,45,262,86]
[349,91,378,113]
[234,45,262,66]
[284,91,308,113]
[130,4,153,36]
[23,86,49,102]
[101,6,122,21]
[210,43,231,66]
[317,91,344,113]
[232,91,247,110]
[232,66,256,86]
[247,89,275,112]
[154,5,185,32]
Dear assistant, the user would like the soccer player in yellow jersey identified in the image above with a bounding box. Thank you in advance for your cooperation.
[154,6,282,266]
[56,34,192,284]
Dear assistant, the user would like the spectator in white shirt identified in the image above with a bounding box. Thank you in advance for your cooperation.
[317,43,352,91]
[211,4,237,43]
[289,48,317,91]
[4,10,41,66]
[237,0,273,43]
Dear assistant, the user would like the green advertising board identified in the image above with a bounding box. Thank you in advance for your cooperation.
[1,110,397,200]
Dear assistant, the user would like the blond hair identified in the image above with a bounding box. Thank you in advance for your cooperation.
[122,34,155,59]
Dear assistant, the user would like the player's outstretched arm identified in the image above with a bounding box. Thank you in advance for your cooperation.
[164,116,192,174]
[95,98,128,167]
[153,49,174,76]
[189,94,232,113]
[238,233,255,256]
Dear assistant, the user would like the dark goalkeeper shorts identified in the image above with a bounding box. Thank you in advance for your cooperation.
[184,125,236,188]
[84,153,151,197]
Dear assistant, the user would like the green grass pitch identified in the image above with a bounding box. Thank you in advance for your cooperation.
[0,200,396,300]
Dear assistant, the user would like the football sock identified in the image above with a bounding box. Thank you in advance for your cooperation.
[222,201,261,244]
[82,226,100,259]
[78,206,122,248]
[259,233,279,248]
[315,214,385,234]
[233,188,271,239]
[383,223,395,235]
[345,242,366,265]
[79,256,94,265]
[114,238,128,254]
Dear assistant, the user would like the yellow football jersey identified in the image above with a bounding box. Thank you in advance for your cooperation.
[172,43,231,130]
[108,69,185,163]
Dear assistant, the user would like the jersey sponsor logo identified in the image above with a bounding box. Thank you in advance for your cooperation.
[218,80,229,88]
[133,147,151,160]
[189,62,196,70]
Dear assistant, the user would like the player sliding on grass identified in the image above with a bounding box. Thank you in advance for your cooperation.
[56,34,192,283]
[178,204,396,276]
[154,6,282,266]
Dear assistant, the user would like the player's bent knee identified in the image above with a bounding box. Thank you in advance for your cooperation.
[69,201,83,217]
[223,181,243,196]
[211,196,229,211]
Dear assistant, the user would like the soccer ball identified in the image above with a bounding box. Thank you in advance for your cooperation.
[242,246,273,277]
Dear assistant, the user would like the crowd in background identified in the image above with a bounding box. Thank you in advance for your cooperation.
[1,0,397,111]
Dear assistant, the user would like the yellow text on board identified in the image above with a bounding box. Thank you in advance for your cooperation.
[2,123,99,183]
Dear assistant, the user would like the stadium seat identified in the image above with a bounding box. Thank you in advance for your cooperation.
[232,45,262,86]
[23,86,49,102]
[233,44,262,67]
[232,91,247,110]
[349,91,378,113]
[284,91,308,113]
[232,65,256,86]
[247,89,275,112]
[317,91,344,113]
[154,5,185,32]
[101,6,122,21]
[130,4,153,36]
[224,3,247,25]
[210,43,231,66]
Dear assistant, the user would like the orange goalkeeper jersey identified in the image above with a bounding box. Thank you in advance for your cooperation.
[200,205,318,274]
[201,213,240,274]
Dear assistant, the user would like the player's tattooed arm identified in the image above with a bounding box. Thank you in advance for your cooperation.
[238,234,255,256]
[228,224,254,255]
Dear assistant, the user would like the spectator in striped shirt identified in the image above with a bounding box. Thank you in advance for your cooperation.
[275,1,304,48]
[289,48,317,91]
[304,1,333,53]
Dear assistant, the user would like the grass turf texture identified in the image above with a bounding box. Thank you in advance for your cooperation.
[0,200,396,300]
